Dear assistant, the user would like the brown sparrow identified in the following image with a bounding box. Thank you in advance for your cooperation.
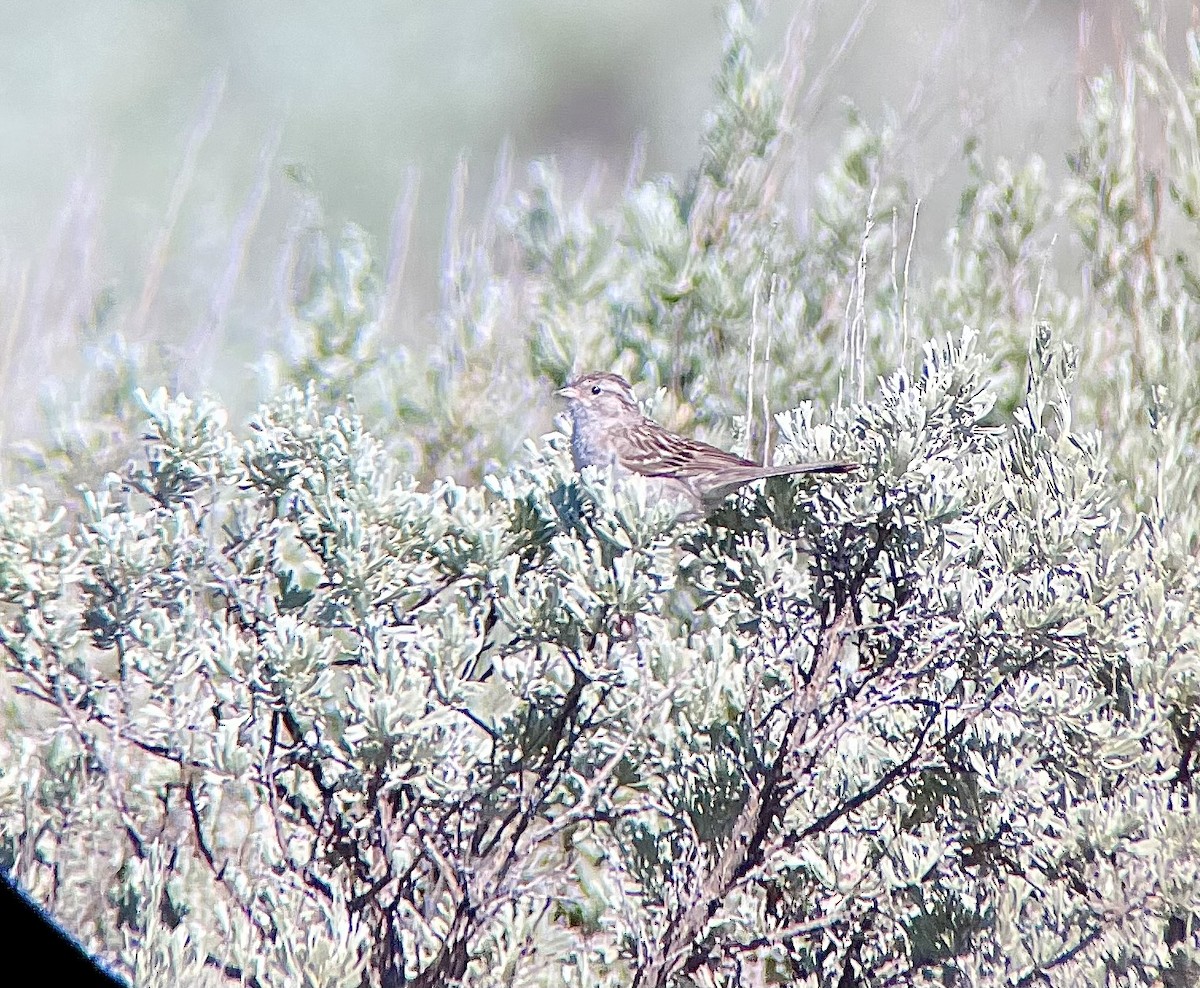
[556,372,857,518]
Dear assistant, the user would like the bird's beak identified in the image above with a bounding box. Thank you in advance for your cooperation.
[556,384,578,400]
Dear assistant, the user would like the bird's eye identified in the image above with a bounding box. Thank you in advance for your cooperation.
[591,385,602,395]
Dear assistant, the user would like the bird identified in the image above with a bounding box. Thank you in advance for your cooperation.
[556,372,857,518]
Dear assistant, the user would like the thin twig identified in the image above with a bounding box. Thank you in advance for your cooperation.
[380,167,420,337]
[183,122,282,386]
[852,185,878,404]
[901,198,921,368]
[747,263,761,460]
[761,272,777,463]
[800,0,881,118]
[133,71,227,338]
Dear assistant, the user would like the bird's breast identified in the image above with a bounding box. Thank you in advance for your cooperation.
[568,412,619,474]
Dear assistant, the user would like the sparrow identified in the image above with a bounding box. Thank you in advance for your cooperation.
[556,372,857,518]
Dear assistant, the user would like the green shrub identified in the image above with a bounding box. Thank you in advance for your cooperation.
[2,3,1199,986]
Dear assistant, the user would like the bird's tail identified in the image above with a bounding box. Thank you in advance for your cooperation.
[701,460,859,504]
[756,460,859,479]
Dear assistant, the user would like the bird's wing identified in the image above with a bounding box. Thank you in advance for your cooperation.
[617,424,753,479]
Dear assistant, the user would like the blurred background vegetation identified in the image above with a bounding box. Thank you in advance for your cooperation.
[0,0,1172,472]
[0,4,1142,405]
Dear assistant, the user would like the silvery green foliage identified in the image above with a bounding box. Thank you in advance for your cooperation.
[1,324,1198,987]
[517,10,904,448]
[270,221,385,404]
[5,2,1200,985]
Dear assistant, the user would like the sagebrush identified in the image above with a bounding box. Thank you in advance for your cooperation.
[2,3,1199,986]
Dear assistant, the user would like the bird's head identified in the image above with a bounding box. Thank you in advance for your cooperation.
[556,372,640,426]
